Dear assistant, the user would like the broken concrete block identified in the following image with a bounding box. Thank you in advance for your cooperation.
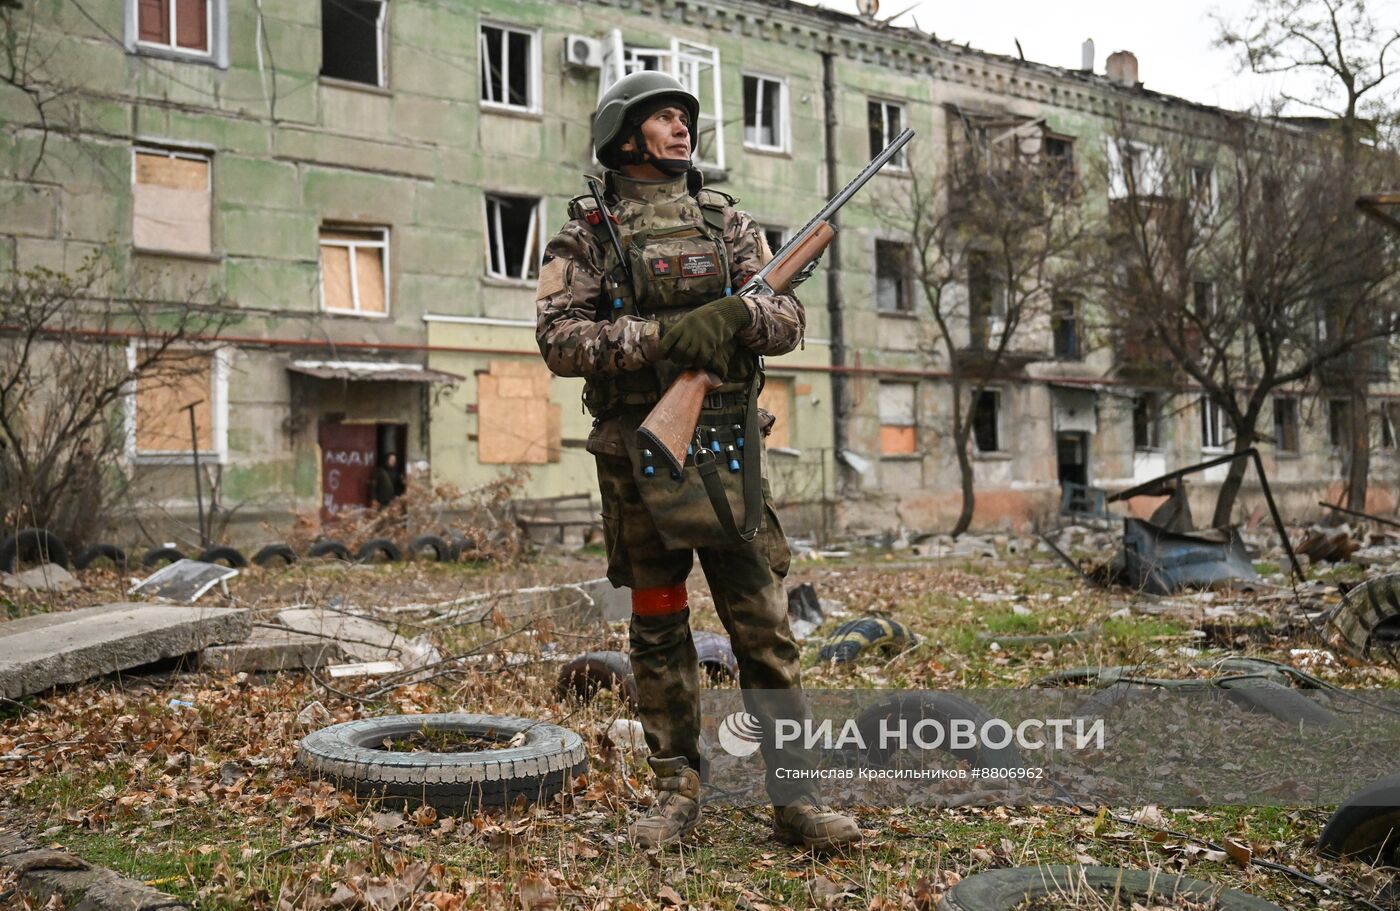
[275,608,406,661]
[1,563,79,593]
[0,603,251,700]
[200,627,347,673]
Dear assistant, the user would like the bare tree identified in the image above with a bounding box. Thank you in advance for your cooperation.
[1098,118,1400,526]
[1218,0,1400,508]
[0,254,229,549]
[882,122,1093,536]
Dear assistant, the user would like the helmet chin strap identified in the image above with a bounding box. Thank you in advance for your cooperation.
[619,125,692,177]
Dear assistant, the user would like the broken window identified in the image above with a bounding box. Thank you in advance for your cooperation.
[1273,396,1299,453]
[1382,403,1398,450]
[1190,164,1217,224]
[1200,396,1225,450]
[967,250,1006,348]
[868,100,907,168]
[131,348,225,461]
[758,376,793,449]
[1133,393,1161,451]
[484,194,542,281]
[1043,134,1074,183]
[479,23,537,110]
[132,148,211,255]
[1192,280,1217,321]
[878,382,917,456]
[137,0,210,54]
[321,0,385,86]
[1107,138,1163,199]
[972,389,1002,453]
[320,227,388,316]
[743,74,786,151]
[762,227,786,261]
[1329,398,1351,447]
[600,32,724,169]
[1052,298,1081,360]
[875,240,911,314]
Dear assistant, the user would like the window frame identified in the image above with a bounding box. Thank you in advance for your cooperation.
[1200,395,1226,451]
[482,193,545,283]
[742,72,789,153]
[874,238,913,315]
[126,0,228,67]
[1052,298,1082,361]
[761,226,787,261]
[1273,395,1300,454]
[877,380,919,458]
[867,98,908,171]
[478,20,541,115]
[318,0,387,89]
[1382,402,1398,450]
[1191,279,1218,321]
[319,226,391,318]
[124,343,231,466]
[1190,163,1218,224]
[131,144,214,256]
[1132,393,1161,452]
[972,388,1005,455]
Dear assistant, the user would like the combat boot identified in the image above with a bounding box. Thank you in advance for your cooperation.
[628,757,702,849]
[772,801,861,850]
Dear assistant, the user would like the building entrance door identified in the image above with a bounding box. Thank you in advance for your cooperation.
[318,421,377,521]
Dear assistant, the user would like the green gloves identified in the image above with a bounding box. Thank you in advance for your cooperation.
[658,297,753,373]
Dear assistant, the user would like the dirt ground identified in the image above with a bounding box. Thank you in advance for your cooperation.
[1,545,1396,910]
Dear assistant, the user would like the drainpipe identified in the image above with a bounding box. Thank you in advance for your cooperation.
[821,45,848,459]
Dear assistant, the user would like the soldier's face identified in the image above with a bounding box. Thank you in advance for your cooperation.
[629,106,692,161]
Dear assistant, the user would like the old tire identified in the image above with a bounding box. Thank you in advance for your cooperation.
[297,713,587,811]
[0,528,70,572]
[554,651,637,710]
[252,543,298,567]
[854,692,1025,771]
[694,631,738,681]
[1318,773,1400,866]
[818,616,918,663]
[141,546,184,568]
[74,544,128,572]
[937,865,1283,911]
[307,539,351,561]
[408,534,454,562]
[1217,678,1335,727]
[197,545,247,568]
[356,538,404,563]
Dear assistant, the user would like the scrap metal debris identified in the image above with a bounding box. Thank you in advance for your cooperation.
[1121,518,1261,596]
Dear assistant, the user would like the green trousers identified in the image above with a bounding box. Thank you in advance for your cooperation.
[595,450,820,805]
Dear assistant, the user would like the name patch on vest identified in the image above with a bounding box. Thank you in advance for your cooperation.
[680,253,719,277]
[650,258,672,277]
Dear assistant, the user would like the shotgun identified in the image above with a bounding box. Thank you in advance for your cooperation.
[638,127,915,473]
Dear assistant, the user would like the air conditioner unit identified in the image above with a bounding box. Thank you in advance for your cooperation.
[564,35,602,68]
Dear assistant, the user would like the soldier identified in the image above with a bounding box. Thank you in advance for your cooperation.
[535,71,860,851]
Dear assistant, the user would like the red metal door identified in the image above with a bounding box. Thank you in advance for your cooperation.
[318,422,377,521]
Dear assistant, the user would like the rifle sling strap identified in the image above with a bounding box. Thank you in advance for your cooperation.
[695,374,764,543]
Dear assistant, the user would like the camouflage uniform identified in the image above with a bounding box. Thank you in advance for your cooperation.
[535,172,819,805]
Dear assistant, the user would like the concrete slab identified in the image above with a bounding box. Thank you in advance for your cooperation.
[200,627,347,673]
[1,564,78,593]
[0,603,251,700]
[276,608,405,661]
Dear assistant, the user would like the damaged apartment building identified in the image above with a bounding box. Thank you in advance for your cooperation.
[1,0,1391,540]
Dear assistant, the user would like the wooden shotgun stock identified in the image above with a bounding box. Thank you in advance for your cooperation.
[638,369,723,474]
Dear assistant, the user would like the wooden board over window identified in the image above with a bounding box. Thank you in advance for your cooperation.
[133,150,211,254]
[878,381,917,455]
[758,376,792,449]
[136,352,213,453]
[477,360,561,465]
[320,228,388,315]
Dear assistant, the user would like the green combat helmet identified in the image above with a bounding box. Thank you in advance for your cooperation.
[593,71,700,173]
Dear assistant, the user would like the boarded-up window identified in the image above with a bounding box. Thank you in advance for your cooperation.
[758,376,792,449]
[320,228,388,316]
[878,382,917,455]
[477,360,561,464]
[138,0,210,53]
[133,149,211,254]
[135,352,214,454]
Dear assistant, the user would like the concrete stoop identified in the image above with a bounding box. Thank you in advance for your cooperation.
[0,830,188,910]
